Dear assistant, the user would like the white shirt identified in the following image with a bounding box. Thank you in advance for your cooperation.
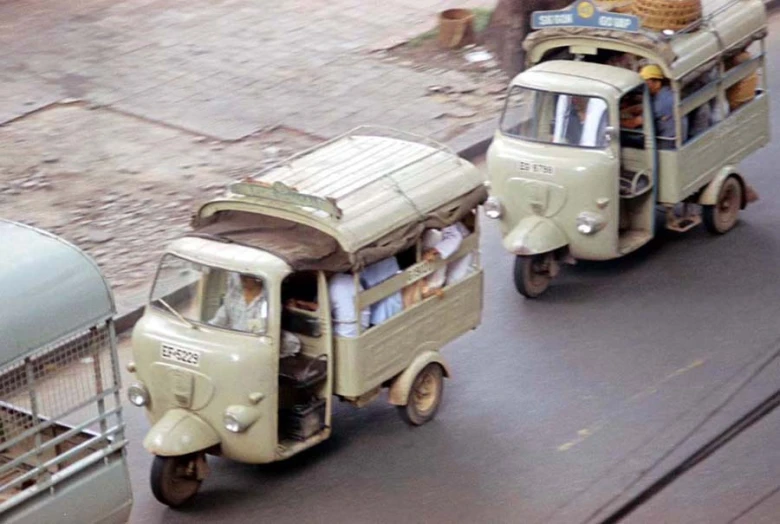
[424,222,474,288]
[329,273,370,338]
[554,96,608,147]
[210,293,268,333]
[360,258,403,326]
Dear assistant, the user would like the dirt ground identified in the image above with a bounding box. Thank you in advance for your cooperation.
[0,103,316,298]
[0,22,508,307]
[376,29,509,138]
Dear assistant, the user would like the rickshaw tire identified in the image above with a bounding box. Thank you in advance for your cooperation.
[703,176,742,235]
[150,454,203,508]
[514,255,551,299]
[397,363,444,426]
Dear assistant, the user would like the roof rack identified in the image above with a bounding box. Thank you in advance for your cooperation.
[675,0,761,36]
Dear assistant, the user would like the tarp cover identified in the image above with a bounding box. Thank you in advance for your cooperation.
[194,185,487,272]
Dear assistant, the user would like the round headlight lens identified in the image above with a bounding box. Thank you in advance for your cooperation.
[576,212,606,236]
[127,384,150,407]
[224,413,243,433]
[484,196,503,219]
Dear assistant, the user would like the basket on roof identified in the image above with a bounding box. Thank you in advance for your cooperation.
[595,0,634,13]
[632,0,702,31]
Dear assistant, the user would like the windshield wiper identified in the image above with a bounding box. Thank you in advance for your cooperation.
[154,298,198,330]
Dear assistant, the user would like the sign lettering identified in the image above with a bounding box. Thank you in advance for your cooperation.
[531,0,640,32]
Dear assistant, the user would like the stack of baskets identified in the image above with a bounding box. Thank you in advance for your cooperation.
[631,0,703,31]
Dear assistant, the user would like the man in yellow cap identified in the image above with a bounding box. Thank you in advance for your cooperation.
[624,64,686,149]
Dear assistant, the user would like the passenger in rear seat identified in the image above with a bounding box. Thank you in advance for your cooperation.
[360,257,403,327]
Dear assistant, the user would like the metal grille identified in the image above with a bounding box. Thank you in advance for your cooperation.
[0,322,125,507]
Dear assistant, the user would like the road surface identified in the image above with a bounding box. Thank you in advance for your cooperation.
[120,12,780,524]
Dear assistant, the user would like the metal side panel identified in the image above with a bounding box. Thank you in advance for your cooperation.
[333,270,483,398]
[2,451,132,524]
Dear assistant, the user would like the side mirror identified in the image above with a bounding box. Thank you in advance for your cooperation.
[604,126,617,146]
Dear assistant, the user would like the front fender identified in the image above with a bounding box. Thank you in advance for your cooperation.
[388,351,450,406]
[143,409,220,457]
[503,216,568,256]
[699,168,746,208]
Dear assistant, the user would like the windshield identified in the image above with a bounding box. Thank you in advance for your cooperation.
[150,254,269,335]
[500,86,611,149]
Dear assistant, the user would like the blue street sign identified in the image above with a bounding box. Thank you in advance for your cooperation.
[531,0,640,33]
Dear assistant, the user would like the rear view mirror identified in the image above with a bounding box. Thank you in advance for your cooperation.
[604,126,617,145]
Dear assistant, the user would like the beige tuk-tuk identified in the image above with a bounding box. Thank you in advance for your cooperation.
[486,0,769,297]
[127,127,486,507]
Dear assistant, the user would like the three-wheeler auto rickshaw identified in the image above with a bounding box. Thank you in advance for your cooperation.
[128,127,487,507]
[0,220,133,523]
[486,0,769,297]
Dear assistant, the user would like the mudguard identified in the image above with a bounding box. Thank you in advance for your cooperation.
[388,351,451,406]
[699,168,746,208]
[143,409,220,457]
[503,215,568,256]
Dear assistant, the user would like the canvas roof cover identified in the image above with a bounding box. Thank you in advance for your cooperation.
[194,128,487,271]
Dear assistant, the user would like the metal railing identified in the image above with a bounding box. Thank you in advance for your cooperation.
[0,322,126,508]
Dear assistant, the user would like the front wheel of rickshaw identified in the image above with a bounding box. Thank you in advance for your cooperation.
[703,176,742,235]
[398,363,444,426]
[150,453,204,507]
[514,254,552,298]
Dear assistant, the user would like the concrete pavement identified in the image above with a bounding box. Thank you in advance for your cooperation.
[0,0,495,141]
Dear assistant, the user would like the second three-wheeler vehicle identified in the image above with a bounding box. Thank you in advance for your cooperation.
[486,0,770,297]
[128,127,487,506]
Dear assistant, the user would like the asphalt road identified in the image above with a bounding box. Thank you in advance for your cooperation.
[120,12,780,524]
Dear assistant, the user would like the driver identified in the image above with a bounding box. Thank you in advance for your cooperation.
[211,274,268,333]
[211,273,301,357]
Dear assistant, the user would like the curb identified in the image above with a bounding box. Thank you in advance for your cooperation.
[115,295,148,335]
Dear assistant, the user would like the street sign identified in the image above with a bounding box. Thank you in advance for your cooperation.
[531,0,640,33]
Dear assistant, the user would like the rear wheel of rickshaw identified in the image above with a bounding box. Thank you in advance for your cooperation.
[703,176,742,234]
[514,254,552,298]
[398,363,444,426]
[150,453,204,507]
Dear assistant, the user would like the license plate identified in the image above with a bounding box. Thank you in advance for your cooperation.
[161,344,201,367]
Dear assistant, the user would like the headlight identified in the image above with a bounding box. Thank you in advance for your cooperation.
[127,383,150,407]
[224,413,243,433]
[484,196,503,219]
[576,212,607,235]
[223,405,262,433]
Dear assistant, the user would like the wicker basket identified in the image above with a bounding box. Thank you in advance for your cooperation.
[727,52,759,110]
[632,0,702,31]
[596,0,634,13]
[438,8,475,49]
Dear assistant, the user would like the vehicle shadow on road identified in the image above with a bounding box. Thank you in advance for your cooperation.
[537,219,771,303]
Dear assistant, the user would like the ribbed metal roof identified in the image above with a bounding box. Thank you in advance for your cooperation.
[197,128,485,253]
